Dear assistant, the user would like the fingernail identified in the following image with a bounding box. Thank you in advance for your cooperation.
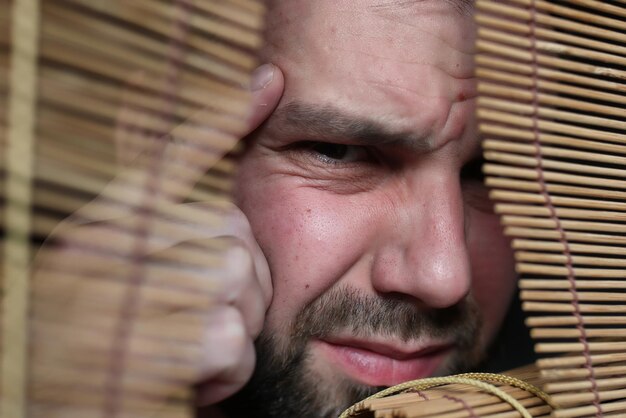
[251,63,275,91]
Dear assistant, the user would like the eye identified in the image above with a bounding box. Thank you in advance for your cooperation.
[305,141,370,164]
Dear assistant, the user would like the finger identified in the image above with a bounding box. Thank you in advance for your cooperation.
[221,245,267,337]
[246,236,272,310]
[42,228,269,337]
[196,306,256,406]
[223,206,272,307]
[247,63,284,130]
[199,338,255,406]
[56,201,256,256]
[68,64,284,224]
[148,235,268,337]
[144,235,267,337]
[157,63,285,205]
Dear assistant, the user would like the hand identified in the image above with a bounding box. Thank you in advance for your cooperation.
[30,63,284,415]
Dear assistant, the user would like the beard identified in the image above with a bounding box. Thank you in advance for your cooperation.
[214,286,484,418]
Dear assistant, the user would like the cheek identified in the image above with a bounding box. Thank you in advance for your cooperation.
[234,159,372,333]
[467,208,517,343]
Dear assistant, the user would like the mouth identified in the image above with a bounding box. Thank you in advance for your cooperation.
[313,336,454,387]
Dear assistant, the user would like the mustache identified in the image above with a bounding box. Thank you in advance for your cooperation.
[292,286,482,345]
[217,287,485,418]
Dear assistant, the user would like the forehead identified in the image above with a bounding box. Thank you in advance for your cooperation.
[263,0,477,149]
[264,1,474,67]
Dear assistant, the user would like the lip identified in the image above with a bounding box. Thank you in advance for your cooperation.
[314,337,453,387]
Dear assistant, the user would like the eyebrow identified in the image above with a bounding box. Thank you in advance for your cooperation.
[272,101,433,152]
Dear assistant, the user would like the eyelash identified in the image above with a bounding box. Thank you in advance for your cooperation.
[293,141,371,165]
[287,141,486,185]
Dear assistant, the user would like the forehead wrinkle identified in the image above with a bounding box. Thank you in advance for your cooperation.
[274,102,433,152]
[328,9,476,79]
[327,43,474,71]
[369,12,476,55]
[371,0,473,16]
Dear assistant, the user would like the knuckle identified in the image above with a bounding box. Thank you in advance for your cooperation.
[222,244,255,291]
[227,243,255,274]
[225,206,255,239]
[205,307,248,370]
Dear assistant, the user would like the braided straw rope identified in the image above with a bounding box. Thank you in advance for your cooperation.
[456,373,557,409]
[338,373,556,418]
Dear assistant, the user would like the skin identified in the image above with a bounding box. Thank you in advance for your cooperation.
[221,0,519,415]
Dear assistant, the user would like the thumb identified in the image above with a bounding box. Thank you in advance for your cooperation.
[67,64,285,225]
[247,63,284,131]
[150,63,284,205]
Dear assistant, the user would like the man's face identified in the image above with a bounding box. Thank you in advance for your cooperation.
[228,0,517,416]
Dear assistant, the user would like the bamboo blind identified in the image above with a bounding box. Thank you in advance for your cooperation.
[342,0,626,417]
[2,0,625,418]
[0,1,265,417]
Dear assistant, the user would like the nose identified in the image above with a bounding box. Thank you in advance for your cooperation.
[370,171,472,309]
